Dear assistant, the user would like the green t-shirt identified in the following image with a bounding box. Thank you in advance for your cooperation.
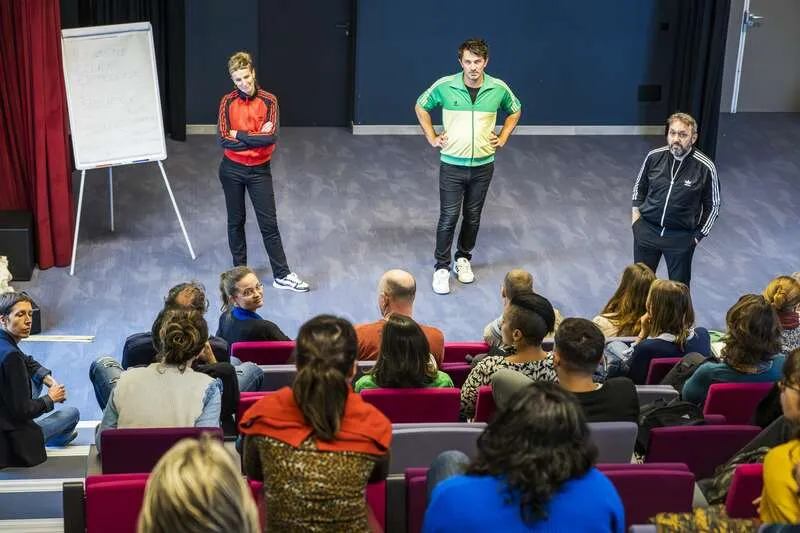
[354,370,455,393]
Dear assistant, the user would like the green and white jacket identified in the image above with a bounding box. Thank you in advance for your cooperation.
[417,72,521,167]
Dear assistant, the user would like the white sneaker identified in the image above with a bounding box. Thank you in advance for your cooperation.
[454,258,474,283]
[273,272,310,292]
[432,269,451,295]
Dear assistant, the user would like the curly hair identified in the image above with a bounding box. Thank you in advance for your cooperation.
[599,263,655,336]
[763,276,800,314]
[227,51,253,74]
[371,314,434,388]
[466,381,597,525]
[292,315,358,441]
[164,281,208,313]
[157,309,208,371]
[722,294,782,367]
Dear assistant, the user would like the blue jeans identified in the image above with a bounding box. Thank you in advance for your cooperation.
[31,379,80,446]
[427,450,470,502]
[89,356,123,410]
[235,362,264,392]
[601,340,633,380]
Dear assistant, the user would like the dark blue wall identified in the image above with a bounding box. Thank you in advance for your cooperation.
[187,0,677,126]
[354,1,676,125]
[186,0,259,124]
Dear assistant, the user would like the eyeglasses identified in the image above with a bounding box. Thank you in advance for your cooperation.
[239,282,264,298]
[668,129,691,140]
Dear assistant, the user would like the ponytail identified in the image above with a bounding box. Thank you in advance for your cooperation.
[219,266,254,312]
[291,315,357,442]
[293,364,349,441]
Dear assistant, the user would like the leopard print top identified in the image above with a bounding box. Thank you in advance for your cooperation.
[244,434,382,533]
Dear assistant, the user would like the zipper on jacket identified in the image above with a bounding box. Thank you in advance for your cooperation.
[659,158,683,236]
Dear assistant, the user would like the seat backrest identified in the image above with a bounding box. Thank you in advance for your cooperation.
[636,385,679,405]
[260,364,296,391]
[725,463,764,518]
[645,425,762,479]
[100,427,224,474]
[645,357,682,384]
[84,474,263,533]
[703,382,774,425]
[86,476,148,533]
[231,340,295,365]
[474,386,496,422]
[588,421,639,463]
[237,391,271,425]
[602,469,695,529]
[389,426,483,474]
[442,342,490,363]
[440,362,471,388]
[361,388,460,423]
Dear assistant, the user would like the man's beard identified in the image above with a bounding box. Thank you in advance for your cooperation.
[670,143,689,157]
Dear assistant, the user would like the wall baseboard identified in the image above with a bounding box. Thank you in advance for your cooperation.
[187,124,664,136]
[350,125,664,135]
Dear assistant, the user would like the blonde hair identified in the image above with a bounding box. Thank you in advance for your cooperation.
[646,279,695,349]
[667,112,697,134]
[137,436,260,533]
[228,51,253,74]
[763,276,800,313]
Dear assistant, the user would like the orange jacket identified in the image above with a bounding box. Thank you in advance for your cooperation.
[217,87,278,166]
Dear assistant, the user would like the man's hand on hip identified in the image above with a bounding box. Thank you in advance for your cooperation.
[489,132,506,148]
[430,133,448,148]
[632,208,641,225]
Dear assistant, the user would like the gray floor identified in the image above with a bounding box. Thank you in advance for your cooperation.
[13,112,800,421]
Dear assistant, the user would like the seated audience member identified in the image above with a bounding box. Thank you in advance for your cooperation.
[423,382,624,532]
[137,436,260,533]
[216,266,291,345]
[356,269,444,364]
[592,263,656,338]
[123,282,230,367]
[115,282,263,432]
[493,318,639,423]
[683,295,785,406]
[354,313,454,392]
[483,269,563,350]
[94,309,222,451]
[0,293,80,465]
[241,315,391,533]
[460,293,558,420]
[764,276,800,354]
[760,349,800,525]
[605,279,711,384]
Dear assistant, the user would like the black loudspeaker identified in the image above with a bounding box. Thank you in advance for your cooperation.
[0,211,35,281]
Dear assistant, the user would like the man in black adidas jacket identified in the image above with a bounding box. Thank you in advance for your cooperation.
[631,112,721,286]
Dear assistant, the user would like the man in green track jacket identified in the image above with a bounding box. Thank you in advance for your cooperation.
[415,39,522,295]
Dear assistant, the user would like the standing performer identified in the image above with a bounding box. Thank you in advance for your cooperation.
[631,112,721,287]
[217,51,309,292]
[415,39,522,295]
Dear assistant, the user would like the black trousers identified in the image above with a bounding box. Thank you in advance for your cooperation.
[633,219,696,286]
[218,157,290,279]
[434,161,494,270]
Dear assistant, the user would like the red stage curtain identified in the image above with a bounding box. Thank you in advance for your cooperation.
[0,0,74,269]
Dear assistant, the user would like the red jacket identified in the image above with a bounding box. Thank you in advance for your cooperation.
[217,87,279,166]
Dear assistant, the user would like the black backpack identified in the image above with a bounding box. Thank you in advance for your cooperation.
[636,397,706,454]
